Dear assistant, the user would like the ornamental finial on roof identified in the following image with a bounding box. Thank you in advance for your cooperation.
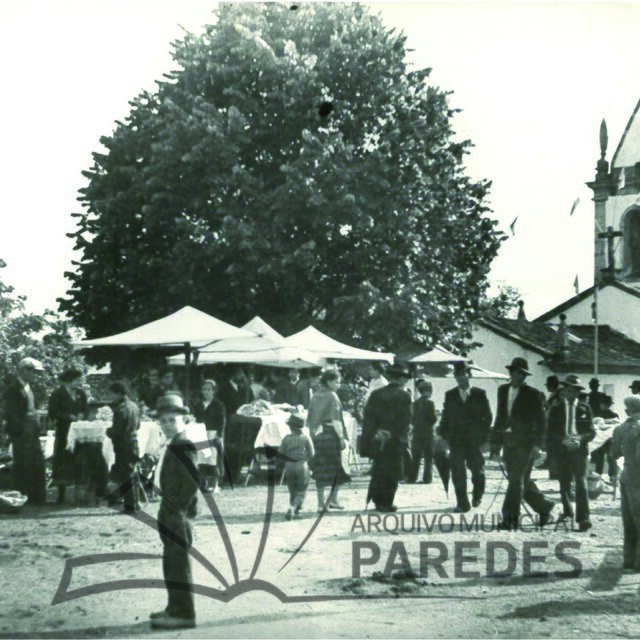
[599,119,608,160]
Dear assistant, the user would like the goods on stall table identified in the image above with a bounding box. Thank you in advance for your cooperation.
[590,417,620,453]
[0,490,28,514]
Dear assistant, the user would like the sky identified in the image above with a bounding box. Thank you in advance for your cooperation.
[1,1,639,321]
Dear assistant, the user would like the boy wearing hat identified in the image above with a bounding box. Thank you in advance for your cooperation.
[408,380,438,484]
[3,357,47,504]
[490,357,555,530]
[547,375,595,531]
[150,394,204,630]
[279,413,314,519]
[612,396,640,571]
[439,362,492,512]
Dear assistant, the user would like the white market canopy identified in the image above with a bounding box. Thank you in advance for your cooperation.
[171,345,323,369]
[241,316,284,341]
[409,345,467,364]
[167,316,323,368]
[75,306,253,348]
[409,346,508,379]
[455,364,509,380]
[283,325,394,363]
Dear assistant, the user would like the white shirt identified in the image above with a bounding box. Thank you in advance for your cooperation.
[507,386,520,417]
[458,387,469,403]
[364,375,388,403]
[565,398,578,436]
[18,376,36,414]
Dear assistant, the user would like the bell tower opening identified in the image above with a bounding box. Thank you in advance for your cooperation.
[623,207,640,280]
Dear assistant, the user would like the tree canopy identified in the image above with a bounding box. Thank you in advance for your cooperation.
[61,2,504,351]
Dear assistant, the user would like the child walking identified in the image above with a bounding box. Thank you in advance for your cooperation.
[279,413,315,520]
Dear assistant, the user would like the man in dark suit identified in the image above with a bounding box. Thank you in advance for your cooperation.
[3,357,47,504]
[439,362,492,512]
[490,357,555,530]
[361,363,413,512]
[274,368,304,406]
[149,394,204,630]
[217,366,254,417]
[106,381,141,513]
[547,375,595,531]
[408,379,438,484]
[296,367,322,410]
[587,378,607,419]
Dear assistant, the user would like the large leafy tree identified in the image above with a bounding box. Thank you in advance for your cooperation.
[61,2,503,351]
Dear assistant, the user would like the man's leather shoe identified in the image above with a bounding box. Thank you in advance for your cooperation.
[149,609,169,620]
[150,615,196,630]
[375,505,397,513]
[454,505,471,514]
[578,520,592,532]
[496,521,516,532]
[539,512,554,528]
[472,497,482,508]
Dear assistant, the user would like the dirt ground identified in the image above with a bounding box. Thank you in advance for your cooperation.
[1,460,639,639]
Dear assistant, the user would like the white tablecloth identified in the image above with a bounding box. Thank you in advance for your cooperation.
[254,410,300,449]
[589,418,620,454]
[67,421,171,469]
[252,411,357,450]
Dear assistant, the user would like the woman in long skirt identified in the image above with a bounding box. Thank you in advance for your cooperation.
[306,369,351,510]
[48,367,88,503]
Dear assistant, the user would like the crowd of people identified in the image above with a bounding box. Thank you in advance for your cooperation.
[3,354,640,630]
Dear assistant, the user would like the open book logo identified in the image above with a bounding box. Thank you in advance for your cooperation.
[52,445,475,605]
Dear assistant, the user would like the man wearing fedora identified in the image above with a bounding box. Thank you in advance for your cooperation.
[3,357,47,504]
[491,357,555,530]
[547,375,595,531]
[150,393,204,630]
[438,362,492,512]
[362,363,413,512]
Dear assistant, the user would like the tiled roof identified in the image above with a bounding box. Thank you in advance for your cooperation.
[479,317,640,373]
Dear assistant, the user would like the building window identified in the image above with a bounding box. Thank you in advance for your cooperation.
[624,208,640,277]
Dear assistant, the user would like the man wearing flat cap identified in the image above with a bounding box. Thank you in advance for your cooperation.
[630,381,640,396]
[547,375,595,531]
[362,363,413,512]
[490,357,554,530]
[3,357,47,504]
[438,362,492,512]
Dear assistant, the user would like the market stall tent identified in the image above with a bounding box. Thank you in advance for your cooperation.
[167,316,323,368]
[73,306,254,399]
[241,316,285,341]
[284,326,394,363]
[409,345,467,364]
[74,306,252,348]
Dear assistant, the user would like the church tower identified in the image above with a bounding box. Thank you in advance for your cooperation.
[588,100,640,286]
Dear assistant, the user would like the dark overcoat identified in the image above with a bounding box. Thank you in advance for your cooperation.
[438,387,492,446]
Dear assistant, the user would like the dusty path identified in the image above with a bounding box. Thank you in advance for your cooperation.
[1,462,638,639]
